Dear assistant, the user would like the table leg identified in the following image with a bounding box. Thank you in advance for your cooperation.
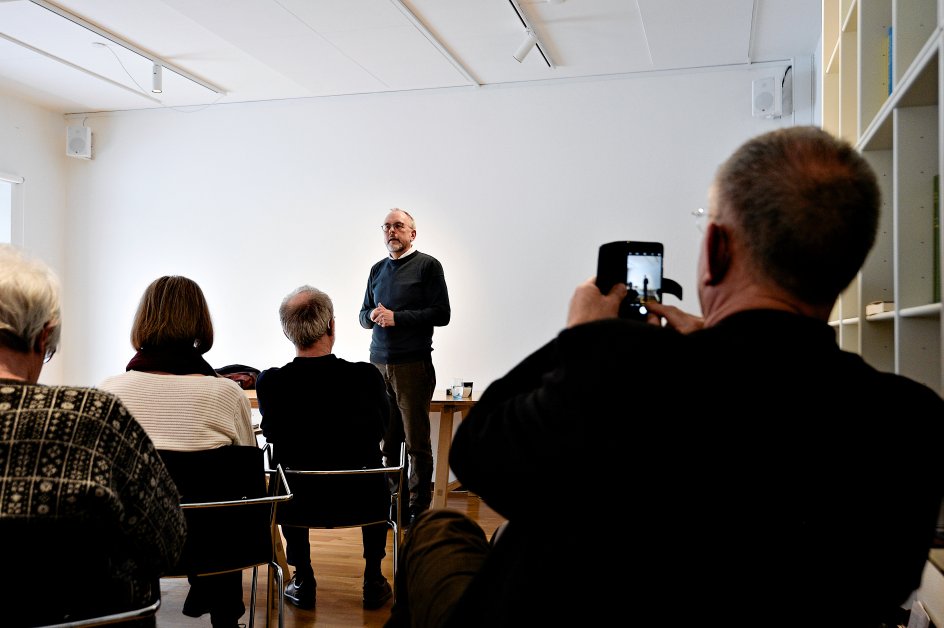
[431,406,456,509]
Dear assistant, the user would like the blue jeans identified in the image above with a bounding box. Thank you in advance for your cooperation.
[373,358,436,512]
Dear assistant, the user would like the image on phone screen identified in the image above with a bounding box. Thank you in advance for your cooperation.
[624,251,663,313]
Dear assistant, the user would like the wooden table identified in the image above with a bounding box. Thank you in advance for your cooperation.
[245,389,476,509]
[429,393,476,509]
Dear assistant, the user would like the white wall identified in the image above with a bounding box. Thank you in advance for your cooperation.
[1,61,811,399]
[52,63,803,396]
[0,89,68,384]
[1,61,809,479]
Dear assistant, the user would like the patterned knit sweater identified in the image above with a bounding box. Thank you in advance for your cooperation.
[0,380,187,624]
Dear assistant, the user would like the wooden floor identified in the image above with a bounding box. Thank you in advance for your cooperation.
[155,491,505,628]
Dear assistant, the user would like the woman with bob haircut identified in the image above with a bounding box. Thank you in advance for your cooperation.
[100,275,254,628]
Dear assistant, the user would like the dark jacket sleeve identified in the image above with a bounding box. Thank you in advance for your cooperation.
[450,319,668,519]
[448,336,564,518]
[359,265,378,329]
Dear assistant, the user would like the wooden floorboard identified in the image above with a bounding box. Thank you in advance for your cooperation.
[155,491,505,628]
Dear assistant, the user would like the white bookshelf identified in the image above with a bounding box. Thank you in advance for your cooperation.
[823,0,943,621]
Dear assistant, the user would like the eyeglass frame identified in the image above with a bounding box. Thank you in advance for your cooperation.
[692,207,708,233]
[381,222,413,233]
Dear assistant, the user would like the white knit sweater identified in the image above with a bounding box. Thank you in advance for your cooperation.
[98,371,255,451]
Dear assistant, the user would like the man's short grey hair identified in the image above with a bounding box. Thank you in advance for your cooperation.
[0,244,61,356]
[390,208,416,229]
[279,285,334,349]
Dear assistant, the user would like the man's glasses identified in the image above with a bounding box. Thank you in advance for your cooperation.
[381,222,411,232]
[692,207,708,233]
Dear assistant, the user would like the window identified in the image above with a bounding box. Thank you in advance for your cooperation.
[0,172,24,245]
[0,180,12,243]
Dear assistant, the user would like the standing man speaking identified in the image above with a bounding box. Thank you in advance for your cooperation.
[360,208,451,524]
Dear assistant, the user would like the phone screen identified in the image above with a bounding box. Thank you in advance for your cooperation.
[595,241,664,319]
[623,248,663,316]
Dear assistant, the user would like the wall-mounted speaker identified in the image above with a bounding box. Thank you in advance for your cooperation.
[752,76,781,119]
[66,125,92,159]
[751,66,793,119]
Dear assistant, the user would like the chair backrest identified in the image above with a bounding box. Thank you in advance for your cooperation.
[266,441,406,531]
[157,445,292,576]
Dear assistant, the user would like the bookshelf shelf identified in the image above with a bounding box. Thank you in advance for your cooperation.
[823,0,942,394]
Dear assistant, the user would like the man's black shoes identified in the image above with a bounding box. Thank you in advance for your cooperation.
[285,571,316,610]
[363,576,393,610]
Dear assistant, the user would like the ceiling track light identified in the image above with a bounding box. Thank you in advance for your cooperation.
[513,30,537,63]
[151,63,162,93]
[28,0,225,97]
[507,0,555,68]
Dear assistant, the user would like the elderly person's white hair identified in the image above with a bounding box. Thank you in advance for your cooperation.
[0,244,61,357]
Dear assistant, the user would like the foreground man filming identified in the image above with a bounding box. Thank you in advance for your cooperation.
[387,126,944,628]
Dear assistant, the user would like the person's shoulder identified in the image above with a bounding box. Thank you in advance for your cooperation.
[336,356,377,373]
[257,365,284,382]
[48,383,123,403]
[98,370,133,388]
[370,257,389,271]
[194,374,247,399]
[562,317,679,343]
[49,384,138,421]
[416,251,442,263]
[878,370,944,408]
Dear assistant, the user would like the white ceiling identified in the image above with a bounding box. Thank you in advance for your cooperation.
[0,0,822,115]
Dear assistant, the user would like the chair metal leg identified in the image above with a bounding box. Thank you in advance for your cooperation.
[265,562,284,628]
[248,566,258,628]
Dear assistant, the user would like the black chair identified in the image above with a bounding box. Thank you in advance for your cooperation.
[1,516,163,628]
[264,441,406,602]
[157,446,293,628]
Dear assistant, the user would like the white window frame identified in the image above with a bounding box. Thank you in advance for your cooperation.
[0,171,24,245]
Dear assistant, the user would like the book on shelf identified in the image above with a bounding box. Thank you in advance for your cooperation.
[887,26,893,95]
[935,174,940,302]
[866,301,894,316]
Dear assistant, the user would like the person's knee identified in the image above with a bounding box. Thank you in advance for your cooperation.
[409,509,488,547]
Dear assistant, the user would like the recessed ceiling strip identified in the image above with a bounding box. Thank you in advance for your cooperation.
[388,0,480,87]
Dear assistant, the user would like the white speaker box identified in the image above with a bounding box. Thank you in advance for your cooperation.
[66,125,92,159]
[752,76,782,119]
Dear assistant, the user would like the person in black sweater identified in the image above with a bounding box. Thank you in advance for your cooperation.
[386,126,944,627]
[257,285,393,611]
[359,208,451,524]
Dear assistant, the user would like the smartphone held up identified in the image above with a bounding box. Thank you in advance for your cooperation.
[595,241,665,321]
